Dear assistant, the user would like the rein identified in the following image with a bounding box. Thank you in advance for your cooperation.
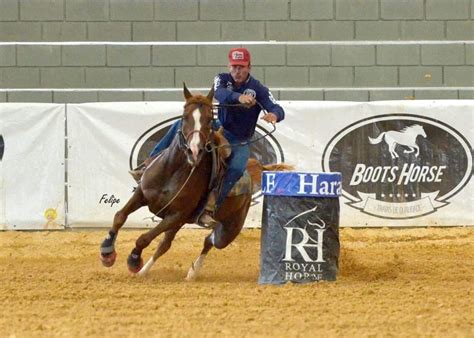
[146,103,214,222]
[210,101,277,150]
[146,165,197,222]
[144,100,276,222]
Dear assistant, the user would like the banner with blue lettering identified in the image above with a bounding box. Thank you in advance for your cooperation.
[262,172,342,197]
[259,172,341,284]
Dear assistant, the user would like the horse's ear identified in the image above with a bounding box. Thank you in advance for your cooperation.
[183,82,192,100]
[207,85,215,102]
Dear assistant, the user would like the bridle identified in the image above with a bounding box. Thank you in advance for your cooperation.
[144,100,277,223]
[146,101,214,222]
[178,102,214,154]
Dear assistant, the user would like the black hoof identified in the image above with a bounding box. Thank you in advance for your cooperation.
[100,230,117,253]
[100,251,117,267]
[127,253,143,274]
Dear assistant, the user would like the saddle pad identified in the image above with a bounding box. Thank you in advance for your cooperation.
[228,170,251,196]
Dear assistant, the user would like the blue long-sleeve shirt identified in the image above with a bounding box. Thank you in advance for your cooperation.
[149,73,285,158]
[213,73,285,141]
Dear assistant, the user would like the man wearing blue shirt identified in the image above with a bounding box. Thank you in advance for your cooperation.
[131,47,285,227]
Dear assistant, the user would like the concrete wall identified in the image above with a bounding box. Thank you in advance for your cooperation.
[0,0,473,102]
[1,0,473,41]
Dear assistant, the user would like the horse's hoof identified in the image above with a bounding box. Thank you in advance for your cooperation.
[100,251,117,267]
[127,254,143,274]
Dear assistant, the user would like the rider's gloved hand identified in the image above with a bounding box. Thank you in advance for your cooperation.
[261,112,278,125]
[238,94,256,108]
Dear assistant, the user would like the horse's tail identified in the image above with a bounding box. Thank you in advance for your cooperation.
[261,163,295,172]
[247,159,294,191]
[368,132,386,144]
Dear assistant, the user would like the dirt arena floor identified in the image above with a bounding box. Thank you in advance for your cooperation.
[0,227,472,337]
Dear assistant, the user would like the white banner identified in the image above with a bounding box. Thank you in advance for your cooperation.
[66,100,473,228]
[0,104,65,230]
[67,102,184,228]
[278,100,473,227]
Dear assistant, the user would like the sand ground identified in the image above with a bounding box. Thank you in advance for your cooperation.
[0,227,473,337]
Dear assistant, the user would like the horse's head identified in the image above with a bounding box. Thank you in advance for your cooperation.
[181,83,215,167]
[414,124,427,138]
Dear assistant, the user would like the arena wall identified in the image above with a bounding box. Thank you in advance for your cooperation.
[0,0,473,102]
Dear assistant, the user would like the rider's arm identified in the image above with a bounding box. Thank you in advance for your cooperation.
[213,74,241,104]
[257,85,285,122]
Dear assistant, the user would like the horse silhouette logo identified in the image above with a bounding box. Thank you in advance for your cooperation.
[368,124,427,159]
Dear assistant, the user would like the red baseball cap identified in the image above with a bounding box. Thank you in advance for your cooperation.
[228,48,251,66]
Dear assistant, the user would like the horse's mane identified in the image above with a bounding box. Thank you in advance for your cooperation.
[400,124,421,133]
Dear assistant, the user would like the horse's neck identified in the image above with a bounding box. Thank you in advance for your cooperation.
[162,139,213,178]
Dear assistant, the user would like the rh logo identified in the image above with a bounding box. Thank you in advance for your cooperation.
[283,206,326,263]
[281,206,326,281]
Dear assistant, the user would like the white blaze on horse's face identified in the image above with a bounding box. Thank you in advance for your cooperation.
[189,108,202,162]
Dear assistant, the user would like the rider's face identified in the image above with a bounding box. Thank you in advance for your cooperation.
[229,64,251,86]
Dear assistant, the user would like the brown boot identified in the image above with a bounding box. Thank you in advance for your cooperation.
[197,191,219,228]
[198,209,219,228]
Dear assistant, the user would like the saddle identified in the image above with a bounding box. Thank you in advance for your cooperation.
[208,127,231,193]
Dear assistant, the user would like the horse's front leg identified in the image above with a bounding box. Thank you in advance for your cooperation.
[127,214,183,274]
[100,187,146,267]
[138,228,179,276]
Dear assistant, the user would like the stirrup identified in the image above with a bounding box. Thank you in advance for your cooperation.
[197,210,219,228]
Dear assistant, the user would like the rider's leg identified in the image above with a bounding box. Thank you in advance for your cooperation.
[198,141,249,226]
[215,143,250,207]
[149,120,182,158]
[129,120,182,181]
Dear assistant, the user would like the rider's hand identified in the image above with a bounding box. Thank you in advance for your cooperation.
[238,94,256,108]
[261,112,278,125]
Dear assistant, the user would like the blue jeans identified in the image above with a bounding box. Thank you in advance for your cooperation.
[149,120,249,210]
[149,120,182,158]
[215,131,249,208]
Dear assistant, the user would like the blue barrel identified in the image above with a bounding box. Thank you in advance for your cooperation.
[259,171,342,284]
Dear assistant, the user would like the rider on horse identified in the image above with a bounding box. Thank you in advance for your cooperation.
[130,47,285,227]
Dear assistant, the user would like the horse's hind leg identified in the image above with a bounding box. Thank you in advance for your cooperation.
[186,197,249,281]
[185,231,214,281]
[128,215,183,274]
[138,228,179,276]
[388,142,399,159]
[99,187,146,267]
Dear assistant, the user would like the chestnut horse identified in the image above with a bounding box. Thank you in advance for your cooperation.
[99,84,292,280]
